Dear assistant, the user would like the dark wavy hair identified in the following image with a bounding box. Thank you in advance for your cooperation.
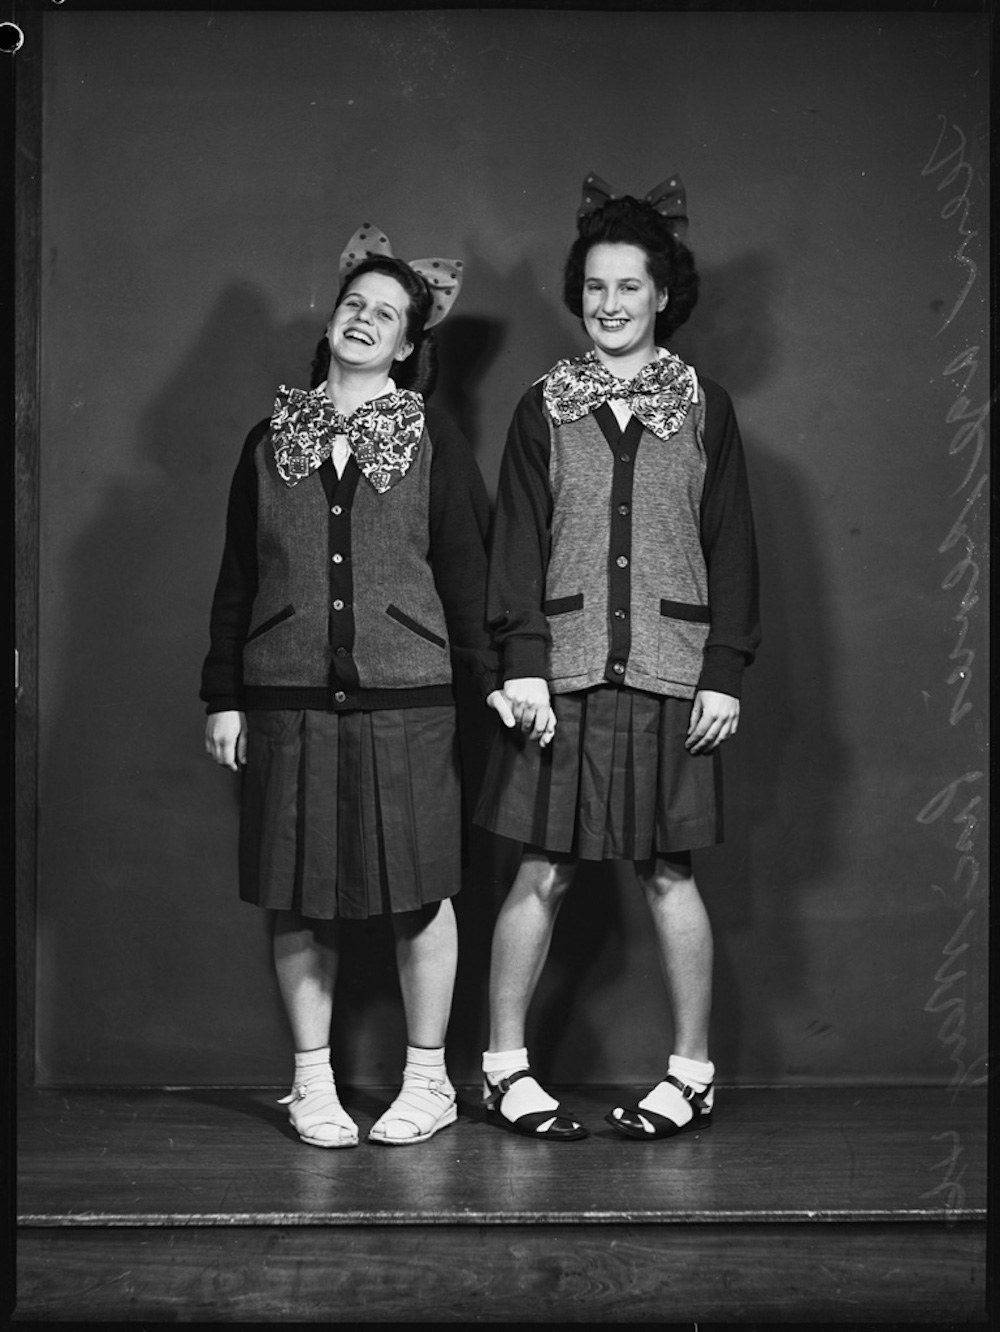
[309,255,438,396]
[563,196,699,342]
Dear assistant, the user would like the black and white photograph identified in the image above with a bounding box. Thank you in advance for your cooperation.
[10,0,990,1323]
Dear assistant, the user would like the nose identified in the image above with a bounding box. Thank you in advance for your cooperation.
[600,287,621,314]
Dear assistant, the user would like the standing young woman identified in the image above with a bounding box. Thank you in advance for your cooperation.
[476,176,761,1140]
[202,228,492,1148]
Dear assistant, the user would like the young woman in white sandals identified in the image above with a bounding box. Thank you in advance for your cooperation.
[203,228,493,1148]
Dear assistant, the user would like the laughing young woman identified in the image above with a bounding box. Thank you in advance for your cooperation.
[476,176,761,1141]
[202,229,492,1149]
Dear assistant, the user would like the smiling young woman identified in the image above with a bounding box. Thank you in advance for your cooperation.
[475,176,761,1142]
[201,233,495,1151]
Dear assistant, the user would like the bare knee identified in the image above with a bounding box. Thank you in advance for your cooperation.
[637,852,697,902]
[272,908,338,948]
[392,898,453,944]
[513,850,578,909]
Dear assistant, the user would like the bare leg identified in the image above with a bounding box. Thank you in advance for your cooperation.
[488,850,578,1051]
[481,850,586,1138]
[272,908,339,1050]
[605,854,714,1139]
[271,909,357,1147]
[635,852,713,1060]
[391,899,458,1048]
[368,900,459,1145]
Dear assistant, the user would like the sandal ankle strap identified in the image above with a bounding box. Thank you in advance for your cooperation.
[488,1068,533,1094]
[664,1073,713,1111]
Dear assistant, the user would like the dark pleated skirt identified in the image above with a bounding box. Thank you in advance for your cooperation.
[239,707,461,920]
[473,686,722,861]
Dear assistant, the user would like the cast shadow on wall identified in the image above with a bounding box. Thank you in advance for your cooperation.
[37,282,311,1083]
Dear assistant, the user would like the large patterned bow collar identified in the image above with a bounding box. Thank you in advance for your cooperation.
[270,385,425,493]
[543,350,696,443]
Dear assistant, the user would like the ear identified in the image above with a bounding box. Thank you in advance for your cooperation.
[657,289,670,312]
[395,339,414,363]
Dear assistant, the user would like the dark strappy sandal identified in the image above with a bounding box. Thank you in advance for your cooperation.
[483,1069,588,1141]
[605,1075,714,1140]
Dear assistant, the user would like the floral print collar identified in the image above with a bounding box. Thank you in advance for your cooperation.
[543,348,696,442]
[270,383,425,493]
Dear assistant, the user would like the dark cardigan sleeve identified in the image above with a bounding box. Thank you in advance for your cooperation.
[697,378,761,697]
[199,420,267,714]
[425,407,498,696]
[485,383,554,683]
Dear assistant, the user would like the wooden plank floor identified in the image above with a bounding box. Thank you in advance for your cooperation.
[16,1085,988,1323]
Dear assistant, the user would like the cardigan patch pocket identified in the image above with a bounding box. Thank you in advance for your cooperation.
[245,603,296,644]
[386,604,448,650]
[544,592,586,679]
[657,598,710,685]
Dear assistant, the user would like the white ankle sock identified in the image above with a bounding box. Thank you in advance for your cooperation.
[483,1047,558,1120]
[638,1055,715,1127]
[404,1044,449,1081]
[293,1046,335,1087]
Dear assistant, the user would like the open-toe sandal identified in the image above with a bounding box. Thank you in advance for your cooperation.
[483,1069,588,1141]
[605,1074,713,1140]
[278,1083,359,1149]
[368,1072,457,1146]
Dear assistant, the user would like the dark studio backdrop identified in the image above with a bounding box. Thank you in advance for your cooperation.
[26,6,989,1090]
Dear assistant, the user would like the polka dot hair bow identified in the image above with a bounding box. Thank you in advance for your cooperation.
[338,224,464,328]
[577,172,689,241]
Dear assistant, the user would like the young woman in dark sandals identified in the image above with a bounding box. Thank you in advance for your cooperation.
[477,175,760,1141]
[202,228,494,1149]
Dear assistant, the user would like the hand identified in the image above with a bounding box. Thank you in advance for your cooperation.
[205,710,247,771]
[502,677,557,748]
[487,690,515,728]
[686,690,740,754]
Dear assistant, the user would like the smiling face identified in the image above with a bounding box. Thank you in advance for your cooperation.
[582,242,668,372]
[327,271,414,379]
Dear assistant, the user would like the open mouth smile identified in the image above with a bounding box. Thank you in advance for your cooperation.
[344,328,375,346]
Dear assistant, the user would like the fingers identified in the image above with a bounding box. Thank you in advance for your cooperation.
[487,690,516,728]
[205,728,245,771]
[508,696,556,746]
[686,710,739,753]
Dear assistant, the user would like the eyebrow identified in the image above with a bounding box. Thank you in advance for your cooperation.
[346,292,402,317]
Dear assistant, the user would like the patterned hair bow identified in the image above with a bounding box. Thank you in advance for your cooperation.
[270,385,425,493]
[544,350,697,444]
[578,172,689,241]
[339,224,463,328]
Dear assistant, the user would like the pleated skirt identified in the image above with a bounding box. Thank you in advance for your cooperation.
[239,707,461,920]
[473,686,722,861]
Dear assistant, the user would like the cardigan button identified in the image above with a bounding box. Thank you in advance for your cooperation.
[614,607,627,620]
[619,451,632,463]
[331,505,343,516]
[616,555,629,569]
[332,599,345,611]
[617,503,630,517]
[612,661,625,675]
[334,691,347,703]
[332,553,344,564]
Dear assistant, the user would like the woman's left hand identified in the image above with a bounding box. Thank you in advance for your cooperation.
[487,689,516,728]
[686,690,740,753]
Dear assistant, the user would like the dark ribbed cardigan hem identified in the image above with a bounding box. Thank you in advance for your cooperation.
[204,682,455,714]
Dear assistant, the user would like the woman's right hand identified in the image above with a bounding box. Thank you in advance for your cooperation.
[205,710,247,771]
[499,677,556,748]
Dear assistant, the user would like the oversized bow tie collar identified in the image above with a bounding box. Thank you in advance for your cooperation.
[270,385,425,492]
[544,350,696,443]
